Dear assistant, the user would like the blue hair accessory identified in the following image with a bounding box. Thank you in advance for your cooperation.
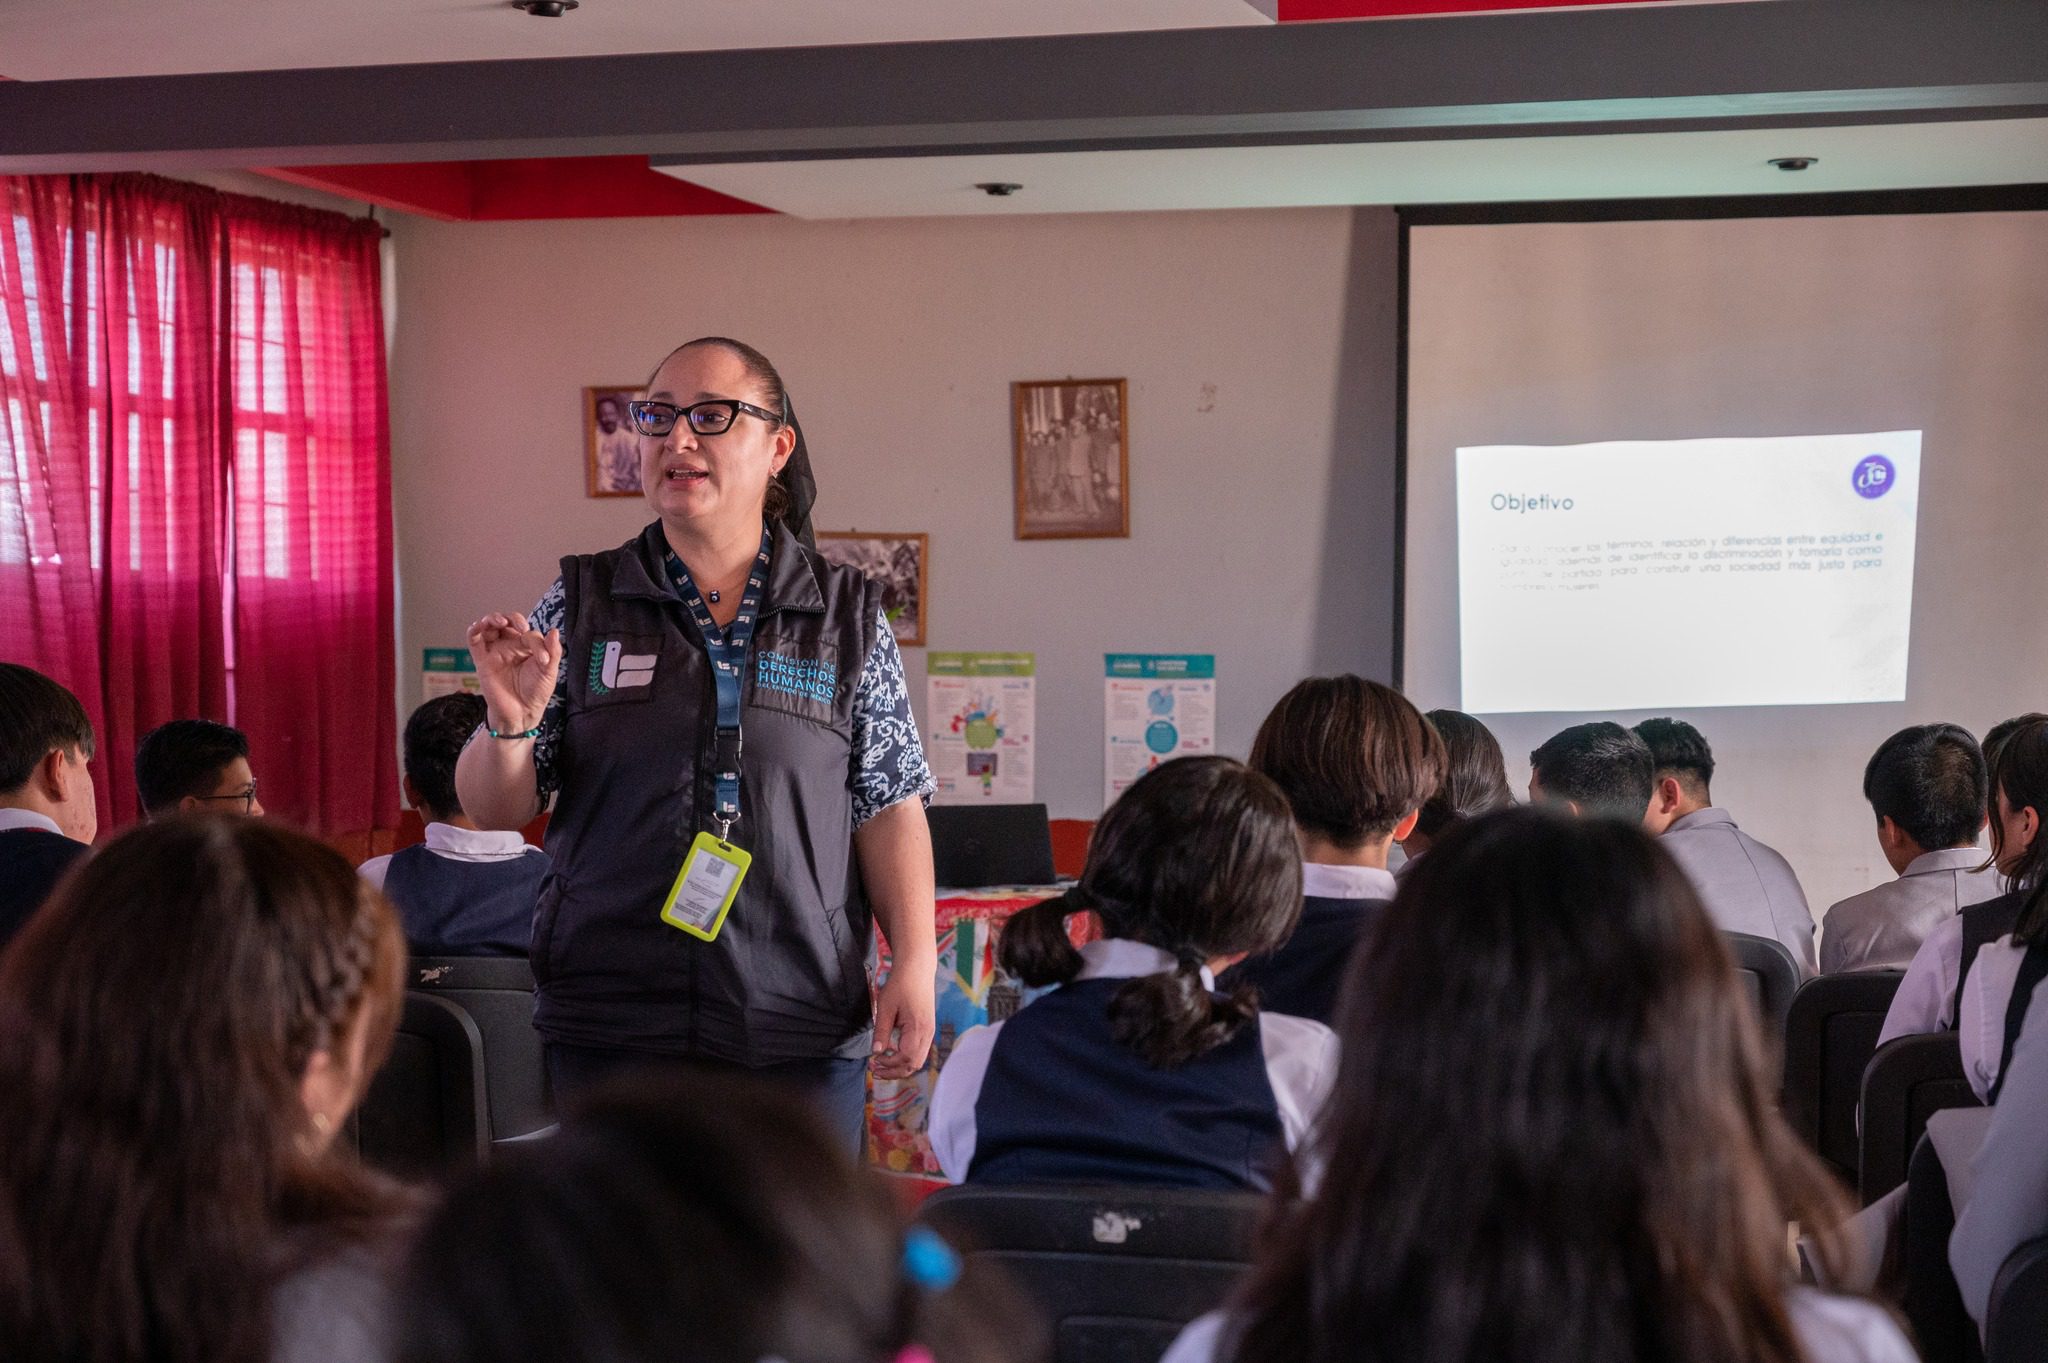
[902,1227,962,1291]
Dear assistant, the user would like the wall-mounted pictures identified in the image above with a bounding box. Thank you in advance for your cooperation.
[1013,378,1128,540]
[816,532,930,648]
[585,385,645,497]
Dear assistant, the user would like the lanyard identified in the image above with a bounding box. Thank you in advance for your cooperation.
[665,528,772,840]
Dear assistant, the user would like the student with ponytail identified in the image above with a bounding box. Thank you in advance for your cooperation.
[1957,715,2048,1101]
[929,755,1334,1191]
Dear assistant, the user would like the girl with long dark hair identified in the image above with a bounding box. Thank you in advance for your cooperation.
[1167,807,1911,1363]
[929,755,1328,1191]
[0,815,412,1363]
[1395,707,1513,870]
[1959,715,2048,1101]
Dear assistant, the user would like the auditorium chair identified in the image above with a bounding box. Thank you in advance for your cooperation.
[1860,1031,1980,1205]
[349,992,490,1179]
[1724,932,1801,1054]
[1986,1235,2048,1363]
[1783,970,1905,1184]
[409,955,554,1144]
[917,1183,1265,1363]
[929,803,1058,889]
[1902,1134,1982,1363]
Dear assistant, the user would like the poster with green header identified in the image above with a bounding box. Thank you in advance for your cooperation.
[926,652,1035,804]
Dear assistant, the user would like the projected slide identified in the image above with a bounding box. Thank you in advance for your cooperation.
[1457,431,1921,713]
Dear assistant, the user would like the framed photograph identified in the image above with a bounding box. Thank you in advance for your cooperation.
[585,385,646,498]
[1013,378,1129,540]
[816,532,929,648]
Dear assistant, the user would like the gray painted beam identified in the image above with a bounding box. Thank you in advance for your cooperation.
[1,0,2045,172]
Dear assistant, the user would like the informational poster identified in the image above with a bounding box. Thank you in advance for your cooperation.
[927,652,1036,804]
[1104,653,1215,805]
[422,647,480,700]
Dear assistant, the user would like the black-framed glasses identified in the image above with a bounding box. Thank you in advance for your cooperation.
[627,398,782,438]
[195,778,259,813]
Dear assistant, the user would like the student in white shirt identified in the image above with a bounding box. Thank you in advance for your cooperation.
[359,693,549,956]
[930,756,1335,1192]
[1823,723,1997,975]
[1952,983,2048,1333]
[1635,717,1817,975]
[1162,807,1912,1363]
[1222,675,1445,1025]
[1878,713,2045,1044]
[1951,717,2048,1102]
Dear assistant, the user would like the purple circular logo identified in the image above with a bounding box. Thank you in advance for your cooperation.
[1853,454,1895,499]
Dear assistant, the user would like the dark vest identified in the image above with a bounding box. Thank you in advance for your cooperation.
[0,827,90,949]
[1991,936,2048,1104]
[382,843,549,957]
[1955,890,2025,1024]
[967,977,1286,1192]
[533,521,884,1065]
[1220,895,1386,1027]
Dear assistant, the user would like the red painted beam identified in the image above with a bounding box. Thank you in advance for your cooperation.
[1280,0,1660,18]
[261,156,769,221]
[465,156,770,220]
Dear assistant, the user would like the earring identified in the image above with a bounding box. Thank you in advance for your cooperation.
[311,1111,332,1134]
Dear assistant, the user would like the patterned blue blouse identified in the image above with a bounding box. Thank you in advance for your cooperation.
[523,563,933,828]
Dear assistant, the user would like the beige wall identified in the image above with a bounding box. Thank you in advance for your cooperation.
[386,206,1401,817]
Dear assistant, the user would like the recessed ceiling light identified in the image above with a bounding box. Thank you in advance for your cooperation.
[976,182,1024,197]
[1768,156,1818,172]
[512,0,578,15]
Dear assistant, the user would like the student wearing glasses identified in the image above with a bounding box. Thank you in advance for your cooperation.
[456,337,937,1156]
[134,718,266,818]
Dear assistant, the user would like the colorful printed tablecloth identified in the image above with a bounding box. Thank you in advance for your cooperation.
[869,885,1091,1177]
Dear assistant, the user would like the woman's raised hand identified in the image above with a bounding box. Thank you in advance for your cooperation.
[466,612,562,734]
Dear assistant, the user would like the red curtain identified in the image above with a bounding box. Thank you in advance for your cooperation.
[0,174,396,838]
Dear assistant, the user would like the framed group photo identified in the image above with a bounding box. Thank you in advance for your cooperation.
[585,385,646,497]
[1013,378,1128,540]
[816,532,930,648]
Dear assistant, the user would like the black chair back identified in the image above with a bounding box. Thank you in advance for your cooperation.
[1724,932,1801,1052]
[1860,1031,1981,1205]
[1902,1134,1981,1363]
[1783,969,1905,1183]
[1986,1234,2048,1363]
[929,804,1057,889]
[350,992,489,1179]
[917,1183,1264,1363]
[409,955,552,1143]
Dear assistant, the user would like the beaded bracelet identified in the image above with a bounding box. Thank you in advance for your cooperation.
[486,722,542,741]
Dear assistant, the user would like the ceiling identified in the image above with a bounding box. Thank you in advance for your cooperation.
[658,118,2048,218]
[0,0,1281,80]
[0,0,1693,82]
[2,0,2039,223]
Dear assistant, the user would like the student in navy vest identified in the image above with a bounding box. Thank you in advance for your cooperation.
[359,693,550,956]
[1393,708,1514,881]
[1880,712,2047,1045]
[454,337,938,1156]
[0,664,98,949]
[1162,809,1913,1363]
[930,756,1335,1192]
[1221,675,1444,1026]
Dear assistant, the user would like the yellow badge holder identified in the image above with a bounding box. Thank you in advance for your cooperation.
[661,832,751,942]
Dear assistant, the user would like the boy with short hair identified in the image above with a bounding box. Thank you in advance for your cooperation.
[360,693,548,956]
[0,664,98,944]
[1822,723,1998,974]
[134,718,264,817]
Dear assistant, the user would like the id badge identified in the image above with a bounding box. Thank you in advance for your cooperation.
[659,832,751,942]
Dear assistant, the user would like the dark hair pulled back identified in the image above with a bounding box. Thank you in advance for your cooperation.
[1413,708,1514,839]
[1992,717,2048,944]
[995,756,1303,1068]
[653,336,795,522]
